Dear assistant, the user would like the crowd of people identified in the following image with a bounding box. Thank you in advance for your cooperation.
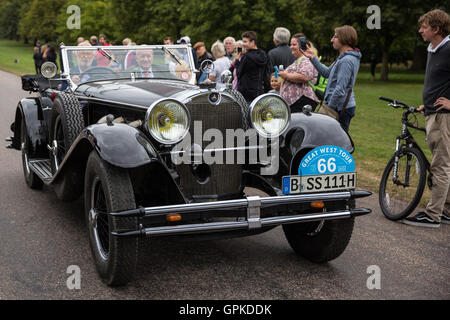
[30,8,449,228]
[33,28,363,130]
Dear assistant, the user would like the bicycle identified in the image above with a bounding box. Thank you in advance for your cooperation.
[378,96,432,220]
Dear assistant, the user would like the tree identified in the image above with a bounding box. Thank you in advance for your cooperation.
[18,0,66,43]
[55,0,118,45]
[0,0,32,40]
[297,0,448,80]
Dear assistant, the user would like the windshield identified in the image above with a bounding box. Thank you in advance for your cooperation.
[61,45,195,88]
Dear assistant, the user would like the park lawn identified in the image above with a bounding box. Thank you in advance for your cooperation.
[0,39,431,203]
[0,39,36,76]
[351,67,431,205]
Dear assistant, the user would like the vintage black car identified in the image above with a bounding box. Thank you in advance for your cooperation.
[7,44,371,286]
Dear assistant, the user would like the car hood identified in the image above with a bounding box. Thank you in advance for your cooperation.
[75,79,201,107]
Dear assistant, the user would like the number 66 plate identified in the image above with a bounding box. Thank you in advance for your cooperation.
[282,172,356,194]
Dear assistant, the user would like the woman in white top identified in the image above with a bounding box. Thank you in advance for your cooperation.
[209,40,231,89]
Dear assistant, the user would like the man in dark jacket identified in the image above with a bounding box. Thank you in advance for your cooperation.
[267,27,296,75]
[404,9,450,228]
[235,31,268,103]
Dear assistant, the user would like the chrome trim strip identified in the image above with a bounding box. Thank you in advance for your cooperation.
[115,209,365,237]
[110,191,355,217]
[73,95,149,111]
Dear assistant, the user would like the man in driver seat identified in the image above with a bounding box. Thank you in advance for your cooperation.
[126,48,155,78]
[71,41,97,84]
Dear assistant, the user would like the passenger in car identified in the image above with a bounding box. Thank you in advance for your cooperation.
[71,41,96,84]
[126,49,155,78]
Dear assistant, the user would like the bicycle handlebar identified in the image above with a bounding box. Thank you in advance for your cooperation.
[379,96,417,112]
[379,96,394,103]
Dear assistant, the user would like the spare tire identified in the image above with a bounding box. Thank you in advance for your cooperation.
[49,92,85,202]
[49,92,85,173]
[223,88,251,130]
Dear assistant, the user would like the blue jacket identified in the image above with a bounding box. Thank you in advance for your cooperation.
[310,50,362,111]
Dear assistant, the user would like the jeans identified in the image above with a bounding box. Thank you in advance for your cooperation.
[339,107,355,132]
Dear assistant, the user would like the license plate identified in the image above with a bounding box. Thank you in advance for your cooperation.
[282,172,356,194]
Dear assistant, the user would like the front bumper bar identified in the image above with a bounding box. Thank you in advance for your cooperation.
[110,190,372,238]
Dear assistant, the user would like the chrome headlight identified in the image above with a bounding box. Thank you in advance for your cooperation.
[249,94,290,138]
[145,99,190,144]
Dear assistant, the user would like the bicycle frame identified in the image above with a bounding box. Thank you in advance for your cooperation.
[392,110,430,186]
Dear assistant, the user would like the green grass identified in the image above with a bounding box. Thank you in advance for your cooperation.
[0,39,36,76]
[0,39,432,203]
[351,67,431,205]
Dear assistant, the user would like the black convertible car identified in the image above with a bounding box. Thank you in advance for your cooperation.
[7,44,371,286]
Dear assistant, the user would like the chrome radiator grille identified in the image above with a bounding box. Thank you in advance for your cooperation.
[178,95,244,198]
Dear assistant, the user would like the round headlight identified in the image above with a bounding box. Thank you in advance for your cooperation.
[249,94,290,138]
[145,99,190,144]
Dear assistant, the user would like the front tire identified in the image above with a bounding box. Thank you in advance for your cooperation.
[379,147,427,220]
[84,151,139,286]
[21,118,43,189]
[282,200,355,263]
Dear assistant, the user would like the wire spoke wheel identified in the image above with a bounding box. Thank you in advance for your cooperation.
[91,177,110,260]
[379,148,426,220]
[53,115,66,167]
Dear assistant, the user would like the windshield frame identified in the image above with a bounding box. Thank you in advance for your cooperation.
[60,44,196,90]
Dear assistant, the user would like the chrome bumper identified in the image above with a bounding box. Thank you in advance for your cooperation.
[110,190,372,238]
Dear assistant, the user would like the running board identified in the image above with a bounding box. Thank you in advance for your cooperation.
[28,159,53,182]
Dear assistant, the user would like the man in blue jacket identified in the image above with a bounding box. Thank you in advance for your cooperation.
[301,25,361,132]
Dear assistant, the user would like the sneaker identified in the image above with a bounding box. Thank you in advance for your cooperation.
[441,211,450,225]
[403,212,440,228]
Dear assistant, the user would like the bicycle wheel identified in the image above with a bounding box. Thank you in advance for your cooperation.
[379,147,427,220]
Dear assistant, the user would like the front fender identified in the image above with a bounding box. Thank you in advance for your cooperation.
[82,123,157,168]
[51,123,158,184]
[280,112,354,176]
[12,97,52,157]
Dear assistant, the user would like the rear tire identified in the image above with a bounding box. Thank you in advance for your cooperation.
[84,151,139,286]
[379,147,426,220]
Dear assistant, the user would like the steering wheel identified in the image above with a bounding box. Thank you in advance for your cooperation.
[79,66,118,82]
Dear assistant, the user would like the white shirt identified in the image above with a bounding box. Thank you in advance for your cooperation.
[210,57,231,90]
[427,35,450,53]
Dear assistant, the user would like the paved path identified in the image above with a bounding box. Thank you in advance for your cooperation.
[0,69,448,299]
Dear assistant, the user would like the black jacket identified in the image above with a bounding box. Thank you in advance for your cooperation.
[235,48,268,102]
[267,44,296,73]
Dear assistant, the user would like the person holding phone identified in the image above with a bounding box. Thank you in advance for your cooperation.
[278,33,319,113]
[301,25,361,132]
[230,40,244,90]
